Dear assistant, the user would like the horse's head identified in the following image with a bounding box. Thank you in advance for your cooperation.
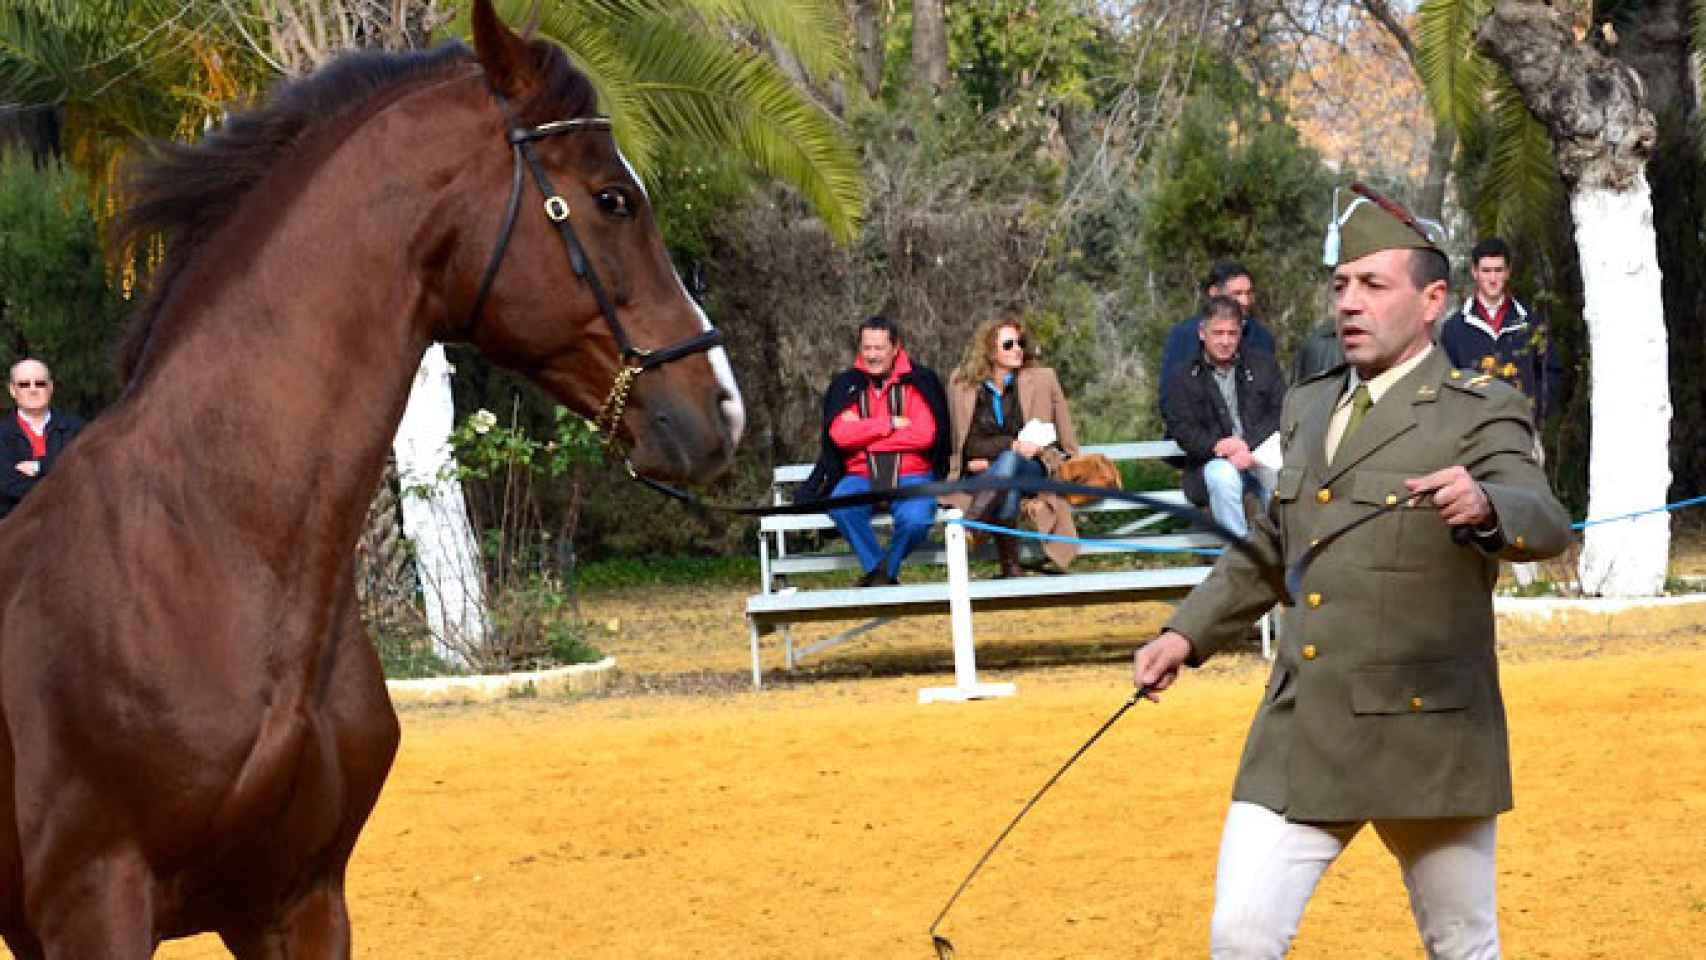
[455,0,743,484]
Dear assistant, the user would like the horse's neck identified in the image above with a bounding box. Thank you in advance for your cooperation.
[120,116,469,562]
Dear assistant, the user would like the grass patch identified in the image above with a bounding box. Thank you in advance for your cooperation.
[577,554,761,591]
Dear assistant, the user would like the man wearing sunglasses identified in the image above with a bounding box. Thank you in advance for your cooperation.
[1133,185,1571,959]
[0,358,86,520]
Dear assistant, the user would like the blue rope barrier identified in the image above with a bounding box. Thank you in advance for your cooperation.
[1572,493,1706,530]
[948,516,1225,555]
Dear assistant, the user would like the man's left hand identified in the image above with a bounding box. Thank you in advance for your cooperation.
[1012,440,1041,458]
[1404,466,1492,528]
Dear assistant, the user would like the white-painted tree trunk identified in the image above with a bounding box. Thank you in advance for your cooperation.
[392,344,486,666]
[1574,176,1672,596]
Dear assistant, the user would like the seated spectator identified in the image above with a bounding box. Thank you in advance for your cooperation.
[0,358,85,519]
[798,316,952,587]
[1161,297,1285,538]
[1158,261,1277,416]
[941,314,1081,578]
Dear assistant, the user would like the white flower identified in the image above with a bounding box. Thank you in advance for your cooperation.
[469,409,498,435]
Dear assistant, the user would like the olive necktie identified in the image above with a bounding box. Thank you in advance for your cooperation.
[1343,383,1374,441]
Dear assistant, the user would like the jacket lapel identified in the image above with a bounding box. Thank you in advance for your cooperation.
[1321,351,1446,485]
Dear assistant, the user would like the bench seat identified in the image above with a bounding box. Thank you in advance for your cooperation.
[743,439,1253,695]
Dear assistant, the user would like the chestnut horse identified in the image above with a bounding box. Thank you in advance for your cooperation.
[0,1,743,955]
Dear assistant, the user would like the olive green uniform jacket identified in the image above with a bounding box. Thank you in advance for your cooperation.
[1166,348,1571,821]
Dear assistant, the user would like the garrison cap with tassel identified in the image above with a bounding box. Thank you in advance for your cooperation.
[1322,182,1448,267]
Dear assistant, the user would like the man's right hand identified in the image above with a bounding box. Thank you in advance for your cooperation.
[967,458,989,473]
[840,408,859,422]
[1213,437,1250,460]
[892,415,910,428]
[1133,630,1192,701]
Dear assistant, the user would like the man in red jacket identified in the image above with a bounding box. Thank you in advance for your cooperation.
[799,316,952,586]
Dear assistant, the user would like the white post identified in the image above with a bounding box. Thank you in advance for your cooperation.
[392,344,486,668]
[919,514,1015,704]
[1573,177,1671,596]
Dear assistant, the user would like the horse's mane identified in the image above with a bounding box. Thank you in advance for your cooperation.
[115,35,599,385]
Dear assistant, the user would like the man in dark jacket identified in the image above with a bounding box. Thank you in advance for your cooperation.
[1438,237,1561,427]
[0,358,85,519]
[1161,297,1286,537]
[1158,261,1277,415]
[798,316,951,586]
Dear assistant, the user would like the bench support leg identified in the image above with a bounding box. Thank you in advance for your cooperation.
[748,618,764,689]
[919,516,1016,704]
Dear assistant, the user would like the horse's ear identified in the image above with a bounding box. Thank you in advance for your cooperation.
[471,0,539,100]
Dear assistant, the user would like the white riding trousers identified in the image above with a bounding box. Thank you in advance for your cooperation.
[1209,800,1500,959]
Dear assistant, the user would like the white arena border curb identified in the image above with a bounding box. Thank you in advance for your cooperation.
[1494,592,1706,619]
[385,656,617,706]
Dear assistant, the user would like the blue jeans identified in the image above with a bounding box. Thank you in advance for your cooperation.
[980,449,1048,523]
[827,473,937,579]
[1202,458,1272,538]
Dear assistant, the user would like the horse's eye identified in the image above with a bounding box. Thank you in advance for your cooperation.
[595,188,634,219]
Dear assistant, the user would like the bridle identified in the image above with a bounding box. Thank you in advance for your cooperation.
[465,89,725,457]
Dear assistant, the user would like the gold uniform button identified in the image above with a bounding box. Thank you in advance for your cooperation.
[1410,696,1425,711]
[1309,537,1321,548]
[1385,493,1399,506]
[1306,592,1322,608]
[1301,644,1318,661]
[1316,488,1332,504]
[1514,535,1526,550]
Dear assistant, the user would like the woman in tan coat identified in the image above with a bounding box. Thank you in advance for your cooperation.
[942,315,1081,576]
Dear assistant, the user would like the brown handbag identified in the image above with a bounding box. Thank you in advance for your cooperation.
[1053,453,1123,506]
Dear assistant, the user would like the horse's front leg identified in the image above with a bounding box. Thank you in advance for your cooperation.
[219,881,351,960]
[27,847,157,959]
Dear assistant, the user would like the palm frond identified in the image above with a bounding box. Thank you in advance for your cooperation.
[485,0,862,242]
[619,14,862,240]
[681,0,849,83]
[1478,75,1561,241]
[1415,0,1493,131]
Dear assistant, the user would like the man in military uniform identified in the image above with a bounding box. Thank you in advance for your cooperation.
[1133,184,1571,959]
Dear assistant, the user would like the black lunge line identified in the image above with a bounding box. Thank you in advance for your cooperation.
[927,688,1147,958]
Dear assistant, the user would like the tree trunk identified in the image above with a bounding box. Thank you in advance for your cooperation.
[911,0,948,94]
[851,0,886,99]
[392,344,485,666]
[1416,119,1455,223]
[1613,0,1706,520]
[1479,0,1670,596]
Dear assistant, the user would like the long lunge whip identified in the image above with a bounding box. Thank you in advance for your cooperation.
[927,687,1148,959]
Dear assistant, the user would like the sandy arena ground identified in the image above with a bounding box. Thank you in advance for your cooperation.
[119,580,1706,959]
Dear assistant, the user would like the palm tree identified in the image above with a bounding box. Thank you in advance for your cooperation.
[1417,0,1694,596]
[0,1,272,194]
